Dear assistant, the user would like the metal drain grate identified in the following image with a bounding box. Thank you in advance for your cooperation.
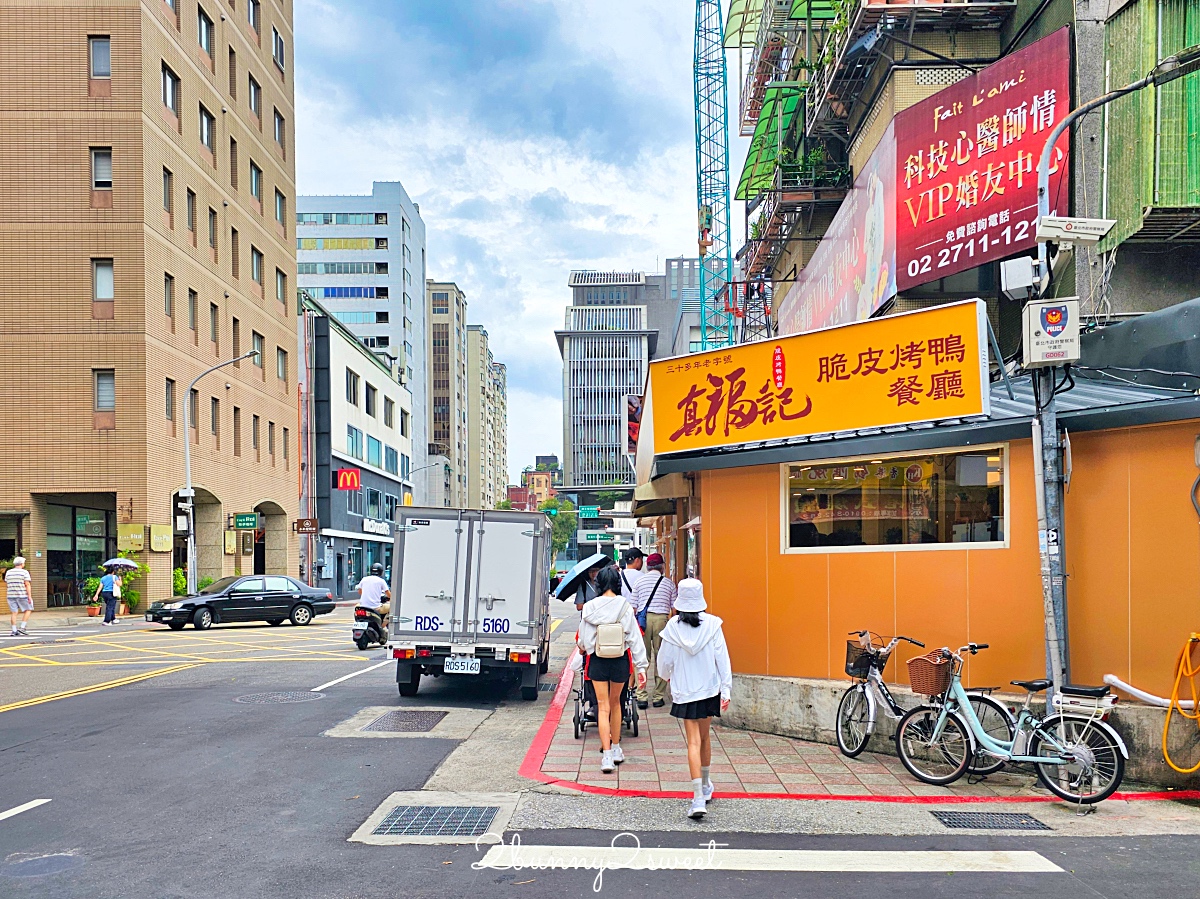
[539,682,557,692]
[932,811,1051,831]
[372,805,499,838]
[235,691,325,704]
[32,639,75,645]
[362,710,447,732]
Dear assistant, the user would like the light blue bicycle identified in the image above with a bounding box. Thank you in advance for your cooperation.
[895,643,1129,804]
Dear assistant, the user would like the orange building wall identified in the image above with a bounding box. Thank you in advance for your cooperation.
[700,425,1200,698]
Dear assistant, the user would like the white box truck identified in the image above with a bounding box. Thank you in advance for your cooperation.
[387,507,552,700]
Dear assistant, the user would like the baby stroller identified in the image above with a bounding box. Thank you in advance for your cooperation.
[572,660,640,740]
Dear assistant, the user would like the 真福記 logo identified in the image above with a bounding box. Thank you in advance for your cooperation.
[1041,305,1068,338]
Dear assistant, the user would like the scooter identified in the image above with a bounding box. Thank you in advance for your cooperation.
[352,606,388,650]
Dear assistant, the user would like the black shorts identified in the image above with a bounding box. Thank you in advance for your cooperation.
[670,693,722,720]
[586,652,631,683]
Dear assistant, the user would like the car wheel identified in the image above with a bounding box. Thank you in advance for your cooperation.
[521,685,539,701]
[398,669,421,697]
[167,621,186,631]
[267,619,284,626]
[289,604,313,626]
[193,607,213,630]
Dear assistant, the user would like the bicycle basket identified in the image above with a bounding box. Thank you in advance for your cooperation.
[845,641,888,678]
[906,651,952,696]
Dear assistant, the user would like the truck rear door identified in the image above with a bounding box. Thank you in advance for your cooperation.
[393,509,469,643]
[467,511,542,644]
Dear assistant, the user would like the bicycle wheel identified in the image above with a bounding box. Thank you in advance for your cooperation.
[895,705,973,786]
[835,685,871,758]
[1029,715,1126,804]
[966,694,1016,776]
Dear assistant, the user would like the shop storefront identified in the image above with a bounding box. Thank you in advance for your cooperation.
[45,500,116,608]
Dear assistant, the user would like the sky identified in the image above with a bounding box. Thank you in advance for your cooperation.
[293,0,742,484]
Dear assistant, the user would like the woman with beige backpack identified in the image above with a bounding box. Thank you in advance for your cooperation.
[577,566,648,773]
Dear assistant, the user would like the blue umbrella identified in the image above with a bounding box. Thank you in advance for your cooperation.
[553,553,611,601]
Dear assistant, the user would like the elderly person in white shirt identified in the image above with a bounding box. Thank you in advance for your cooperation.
[632,552,677,709]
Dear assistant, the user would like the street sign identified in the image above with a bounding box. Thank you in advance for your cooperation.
[233,513,260,530]
[579,505,601,518]
[1036,216,1117,244]
[577,530,610,543]
[294,518,318,535]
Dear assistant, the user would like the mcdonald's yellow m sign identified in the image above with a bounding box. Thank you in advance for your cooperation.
[334,468,361,490]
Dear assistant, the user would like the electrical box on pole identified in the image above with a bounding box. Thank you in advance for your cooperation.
[1022,298,1081,368]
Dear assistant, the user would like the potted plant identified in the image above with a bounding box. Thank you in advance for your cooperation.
[84,576,102,616]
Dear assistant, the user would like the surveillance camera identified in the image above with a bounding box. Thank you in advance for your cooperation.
[224,291,230,298]
[225,383,232,390]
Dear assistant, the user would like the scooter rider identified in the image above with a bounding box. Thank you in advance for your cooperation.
[357,563,390,618]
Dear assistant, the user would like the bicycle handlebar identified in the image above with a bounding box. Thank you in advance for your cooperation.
[898,636,925,648]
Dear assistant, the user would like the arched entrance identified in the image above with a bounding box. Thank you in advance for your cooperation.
[172,487,222,586]
[253,501,287,575]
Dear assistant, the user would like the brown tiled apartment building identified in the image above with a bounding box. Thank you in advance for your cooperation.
[0,0,299,609]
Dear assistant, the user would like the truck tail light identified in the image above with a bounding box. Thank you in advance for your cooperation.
[510,652,531,664]
[393,648,415,659]
[417,649,433,658]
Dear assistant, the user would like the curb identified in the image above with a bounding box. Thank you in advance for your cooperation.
[517,653,1200,805]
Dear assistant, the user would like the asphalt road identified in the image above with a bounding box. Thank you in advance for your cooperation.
[2,616,1199,898]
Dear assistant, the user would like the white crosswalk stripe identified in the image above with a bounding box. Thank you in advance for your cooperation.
[475,846,1063,874]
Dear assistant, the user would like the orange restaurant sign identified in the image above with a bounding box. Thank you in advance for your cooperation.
[649,300,990,455]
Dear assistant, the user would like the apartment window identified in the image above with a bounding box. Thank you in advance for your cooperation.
[163,273,174,317]
[94,370,115,411]
[249,161,262,201]
[366,488,382,519]
[161,63,179,113]
[250,246,263,285]
[165,378,175,420]
[93,259,114,301]
[210,397,219,435]
[197,6,214,56]
[247,0,260,33]
[345,370,359,406]
[274,189,285,223]
[252,331,263,366]
[367,436,382,469]
[252,414,260,450]
[346,425,363,460]
[282,427,289,461]
[162,167,173,212]
[228,47,236,96]
[272,26,285,70]
[209,302,218,342]
[347,486,363,516]
[199,105,215,151]
[248,75,261,118]
[365,384,377,417]
[276,347,287,381]
[188,289,197,330]
[384,446,399,475]
[230,227,240,276]
[188,389,198,429]
[275,268,286,303]
[384,397,394,428]
[185,189,196,233]
[90,36,111,78]
[233,407,241,455]
[231,317,240,356]
[431,291,449,314]
[268,421,275,456]
[273,109,285,146]
[91,148,112,189]
[782,449,1007,552]
[400,409,410,438]
[208,208,217,247]
[165,0,177,10]
[229,137,238,188]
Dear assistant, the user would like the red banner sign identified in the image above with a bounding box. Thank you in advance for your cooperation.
[894,28,1071,290]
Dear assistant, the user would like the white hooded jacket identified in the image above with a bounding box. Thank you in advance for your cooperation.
[656,613,733,704]
[576,593,649,671]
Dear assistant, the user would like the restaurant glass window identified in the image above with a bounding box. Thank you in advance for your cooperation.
[782,448,1005,551]
[46,502,115,606]
[346,542,362,591]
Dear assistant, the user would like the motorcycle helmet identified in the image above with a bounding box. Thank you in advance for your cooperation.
[370,562,385,575]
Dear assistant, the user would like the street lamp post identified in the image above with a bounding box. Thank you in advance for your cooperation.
[181,350,260,596]
[1030,45,1200,689]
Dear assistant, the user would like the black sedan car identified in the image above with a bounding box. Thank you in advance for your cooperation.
[145,576,336,630]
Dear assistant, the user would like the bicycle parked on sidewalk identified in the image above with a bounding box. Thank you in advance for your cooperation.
[836,631,1016,777]
[895,643,1128,804]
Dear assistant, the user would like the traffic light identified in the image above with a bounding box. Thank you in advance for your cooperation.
[545,507,558,517]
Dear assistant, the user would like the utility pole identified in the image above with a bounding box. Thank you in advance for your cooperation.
[1030,43,1200,690]
[181,350,259,596]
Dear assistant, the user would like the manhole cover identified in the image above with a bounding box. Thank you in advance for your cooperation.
[372,806,499,838]
[931,811,1051,831]
[31,639,75,645]
[235,692,325,704]
[362,710,447,733]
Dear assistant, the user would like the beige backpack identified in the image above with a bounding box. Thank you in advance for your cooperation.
[594,615,626,659]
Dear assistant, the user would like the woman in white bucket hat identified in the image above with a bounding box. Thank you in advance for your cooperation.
[656,577,732,820]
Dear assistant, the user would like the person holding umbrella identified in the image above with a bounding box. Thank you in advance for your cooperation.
[93,558,135,626]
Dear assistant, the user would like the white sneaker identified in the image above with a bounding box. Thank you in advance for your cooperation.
[702,782,714,804]
[600,750,615,773]
[112,618,121,624]
[611,744,625,765]
[688,797,707,819]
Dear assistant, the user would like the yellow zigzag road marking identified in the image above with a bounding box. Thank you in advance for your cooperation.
[0,664,201,714]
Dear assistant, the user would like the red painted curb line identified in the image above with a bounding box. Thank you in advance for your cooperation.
[518,655,1200,805]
